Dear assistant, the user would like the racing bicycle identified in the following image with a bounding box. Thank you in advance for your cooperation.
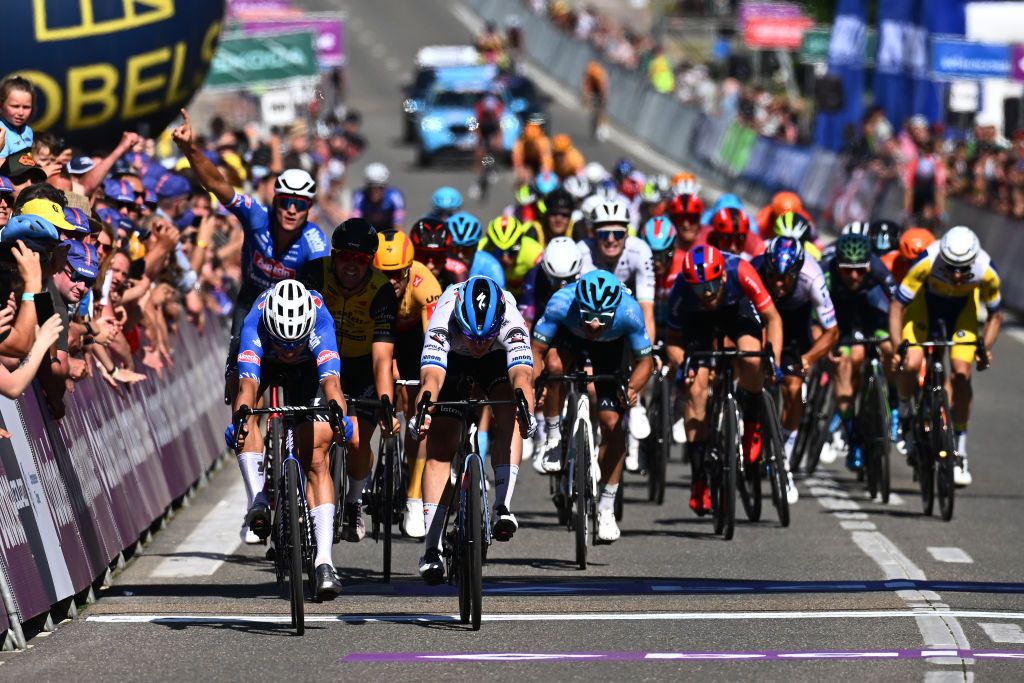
[843,336,893,503]
[643,344,672,506]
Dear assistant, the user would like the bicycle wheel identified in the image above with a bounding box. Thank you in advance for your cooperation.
[285,458,305,635]
[465,455,484,630]
[761,392,789,528]
[870,376,892,504]
[573,421,589,570]
[646,393,660,503]
[790,367,818,474]
[613,479,623,522]
[916,399,935,516]
[713,395,738,540]
[331,445,346,544]
[737,394,762,522]
[934,392,956,522]
[382,437,395,583]
[802,370,833,476]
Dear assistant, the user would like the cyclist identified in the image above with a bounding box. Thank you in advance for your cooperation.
[473,92,504,172]
[511,114,553,184]
[882,227,934,284]
[666,245,783,515]
[372,229,442,539]
[755,190,814,237]
[582,59,609,140]
[428,186,463,222]
[551,134,585,180]
[822,231,898,471]
[410,216,464,288]
[773,210,822,261]
[480,215,543,296]
[889,226,1001,487]
[531,270,654,541]
[299,218,397,542]
[870,219,901,258]
[753,237,838,499]
[411,276,537,583]
[638,175,670,227]
[699,207,765,260]
[667,192,705,255]
[476,21,506,65]
[641,216,679,332]
[577,199,656,343]
[447,212,506,287]
[229,279,352,601]
[519,237,583,331]
[173,110,328,404]
[539,187,575,242]
[351,163,405,231]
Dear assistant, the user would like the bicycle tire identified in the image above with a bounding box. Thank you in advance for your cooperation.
[802,372,833,476]
[916,395,935,516]
[574,421,589,570]
[646,393,660,503]
[870,374,892,504]
[331,445,345,544]
[761,392,789,528]
[466,455,484,630]
[614,479,623,522]
[790,366,818,473]
[714,395,738,540]
[935,393,956,522]
[285,458,305,635]
[382,437,395,583]
[737,391,762,521]
[657,374,671,504]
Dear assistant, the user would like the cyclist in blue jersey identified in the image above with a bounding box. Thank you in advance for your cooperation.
[351,162,405,231]
[531,270,654,543]
[447,212,506,288]
[173,109,329,403]
[227,279,353,601]
[427,186,463,222]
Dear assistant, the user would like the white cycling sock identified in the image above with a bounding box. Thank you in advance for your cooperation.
[236,452,265,508]
[782,429,798,467]
[493,464,519,510]
[423,502,446,553]
[309,503,335,567]
[345,476,367,505]
[956,431,968,456]
[544,416,560,438]
[599,484,619,513]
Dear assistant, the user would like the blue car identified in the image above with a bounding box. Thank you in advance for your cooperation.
[402,45,480,143]
[416,65,522,166]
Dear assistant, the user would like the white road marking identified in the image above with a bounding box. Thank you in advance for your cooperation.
[928,547,974,564]
[979,623,1024,644]
[888,493,906,506]
[1002,326,1024,347]
[925,672,975,683]
[86,609,1024,624]
[149,478,246,578]
[840,520,877,531]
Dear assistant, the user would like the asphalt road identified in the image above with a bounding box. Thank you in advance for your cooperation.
[3,2,1023,681]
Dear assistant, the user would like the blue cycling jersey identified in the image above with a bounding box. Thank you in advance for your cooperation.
[236,287,342,384]
[228,192,329,301]
[351,186,406,229]
[533,282,652,357]
[517,263,556,322]
[469,250,506,287]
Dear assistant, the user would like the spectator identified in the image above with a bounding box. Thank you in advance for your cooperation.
[0,76,35,158]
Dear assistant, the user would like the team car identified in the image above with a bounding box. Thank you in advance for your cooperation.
[402,45,480,143]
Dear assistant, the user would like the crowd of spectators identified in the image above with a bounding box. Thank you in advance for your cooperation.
[0,73,366,428]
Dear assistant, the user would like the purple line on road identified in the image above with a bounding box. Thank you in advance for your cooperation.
[341,649,1024,664]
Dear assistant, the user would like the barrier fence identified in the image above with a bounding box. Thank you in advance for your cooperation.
[0,320,228,648]
[468,0,1024,309]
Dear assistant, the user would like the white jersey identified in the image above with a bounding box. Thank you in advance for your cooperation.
[421,283,533,370]
[577,235,656,303]
[772,254,837,329]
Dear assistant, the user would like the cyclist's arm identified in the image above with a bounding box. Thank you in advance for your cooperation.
[888,299,905,348]
[176,140,234,206]
[981,263,1003,351]
[370,284,398,403]
[530,339,549,377]
[508,364,535,414]
[984,308,1003,352]
[761,302,783,368]
[419,364,445,406]
[628,355,654,405]
[372,340,395,407]
[640,301,655,346]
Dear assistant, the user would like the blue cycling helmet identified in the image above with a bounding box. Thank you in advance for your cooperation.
[613,158,633,182]
[1,213,60,247]
[642,216,677,253]
[763,236,805,278]
[432,186,463,212]
[533,170,560,197]
[576,270,623,314]
[447,212,482,247]
[455,276,506,341]
[713,193,744,212]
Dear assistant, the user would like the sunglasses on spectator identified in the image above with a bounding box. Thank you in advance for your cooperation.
[332,249,372,264]
[580,308,614,326]
[117,201,139,213]
[276,196,312,212]
[97,240,113,253]
[595,228,627,242]
[0,195,12,207]
[65,266,96,287]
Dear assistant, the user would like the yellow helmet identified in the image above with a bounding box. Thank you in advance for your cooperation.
[373,230,414,271]
[487,215,527,251]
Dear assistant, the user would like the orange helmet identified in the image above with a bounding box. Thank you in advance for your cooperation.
[671,171,695,184]
[898,227,935,262]
[374,230,415,271]
[552,134,572,153]
[771,191,803,216]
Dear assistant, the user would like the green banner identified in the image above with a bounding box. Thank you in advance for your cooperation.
[719,122,757,177]
[206,31,318,89]
[800,27,877,65]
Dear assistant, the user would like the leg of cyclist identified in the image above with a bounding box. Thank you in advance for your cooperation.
[486,379,523,541]
[834,343,866,470]
[537,345,571,473]
[595,404,625,542]
[402,383,429,539]
[297,419,344,599]
[736,332,767,468]
[950,355,974,485]
[419,414,461,583]
[684,365,712,516]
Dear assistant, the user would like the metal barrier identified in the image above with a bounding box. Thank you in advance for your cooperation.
[0,319,228,648]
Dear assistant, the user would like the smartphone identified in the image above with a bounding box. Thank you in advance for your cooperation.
[129,258,146,280]
[33,290,59,357]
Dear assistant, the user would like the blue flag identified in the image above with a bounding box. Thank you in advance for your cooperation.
[912,0,968,123]
[874,0,921,129]
[814,0,868,151]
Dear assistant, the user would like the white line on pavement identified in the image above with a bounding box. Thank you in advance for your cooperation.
[979,623,1024,643]
[149,477,246,578]
[928,547,975,564]
[86,609,1024,625]
[925,673,975,683]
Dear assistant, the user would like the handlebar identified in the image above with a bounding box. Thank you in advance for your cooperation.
[681,344,779,380]
[534,370,630,407]
[414,388,532,428]
[233,400,349,446]
[835,335,891,349]
[897,336,988,372]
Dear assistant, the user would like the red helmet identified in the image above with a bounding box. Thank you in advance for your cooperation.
[410,217,451,252]
[669,193,704,217]
[682,245,726,284]
[711,207,749,237]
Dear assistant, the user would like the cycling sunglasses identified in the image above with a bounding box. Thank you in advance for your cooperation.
[690,279,724,299]
[579,308,614,326]
[276,196,312,212]
[332,249,372,264]
[595,228,627,242]
[270,338,306,353]
[385,266,411,281]
[943,262,972,276]
[653,248,676,264]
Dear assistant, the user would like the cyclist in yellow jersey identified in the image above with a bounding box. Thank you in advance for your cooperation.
[889,226,1002,487]
[372,230,442,539]
[479,215,543,295]
[300,219,398,541]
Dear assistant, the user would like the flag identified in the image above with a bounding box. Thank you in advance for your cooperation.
[912,0,969,122]
[814,0,868,151]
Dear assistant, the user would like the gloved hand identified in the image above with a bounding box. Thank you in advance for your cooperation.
[407,411,432,441]
[520,412,538,440]
[339,415,355,443]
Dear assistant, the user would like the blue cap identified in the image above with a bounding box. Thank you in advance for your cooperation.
[96,207,135,233]
[153,172,191,199]
[66,240,99,280]
[63,207,94,235]
[103,178,137,204]
[0,176,13,194]
[111,157,137,178]
[1,213,60,247]
[67,156,95,175]
[144,189,158,207]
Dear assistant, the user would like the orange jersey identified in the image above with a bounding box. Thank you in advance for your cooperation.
[584,61,608,94]
[881,250,911,284]
[396,260,442,333]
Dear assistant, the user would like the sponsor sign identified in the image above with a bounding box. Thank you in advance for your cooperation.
[206,31,319,89]
[1011,45,1024,83]
[931,38,1010,81]
[743,16,814,50]
[238,16,345,69]
[800,27,876,65]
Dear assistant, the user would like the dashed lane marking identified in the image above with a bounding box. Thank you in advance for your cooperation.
[928,547,975,564]
[979,623,1024,644]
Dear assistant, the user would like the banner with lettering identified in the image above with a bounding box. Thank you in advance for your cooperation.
[813,0,868,151]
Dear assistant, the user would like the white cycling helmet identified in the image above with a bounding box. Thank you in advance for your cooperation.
[590,198,630,227]
[840,220,871,236]
[583,161,609,186]
[262,279,317,344]
[580,195,603,221]
[672,177,701,197]
[541,236,582,282]
[275,169,317,199]
[594,184,620,202]
[562,175,591,200]
[939,225,980,268]
[364,162,390,186]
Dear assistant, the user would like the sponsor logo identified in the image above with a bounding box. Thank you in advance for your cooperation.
[305,230,327,253]
[231,194,252,209]
[504,325,528,346]
[312,295,323,308]
[317,349,340,365]
[422,354,443,363]
[237,350,260,366]
[253,251,296,280]
[412,275,423,287]
[428,327,449,345]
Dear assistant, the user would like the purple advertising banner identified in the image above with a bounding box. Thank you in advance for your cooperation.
[240,16,345,68]
[227,0,296,19]
[738,1,804,27]
[1011,45,1024,83]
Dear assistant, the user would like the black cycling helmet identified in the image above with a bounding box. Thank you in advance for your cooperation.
[543,187,575,215]
[835,232,872,268]
[869,219,901,255]
[331,217,378,254]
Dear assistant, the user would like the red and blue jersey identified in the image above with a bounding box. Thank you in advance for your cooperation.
[351,186,406,230]
[667,251,773,327]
